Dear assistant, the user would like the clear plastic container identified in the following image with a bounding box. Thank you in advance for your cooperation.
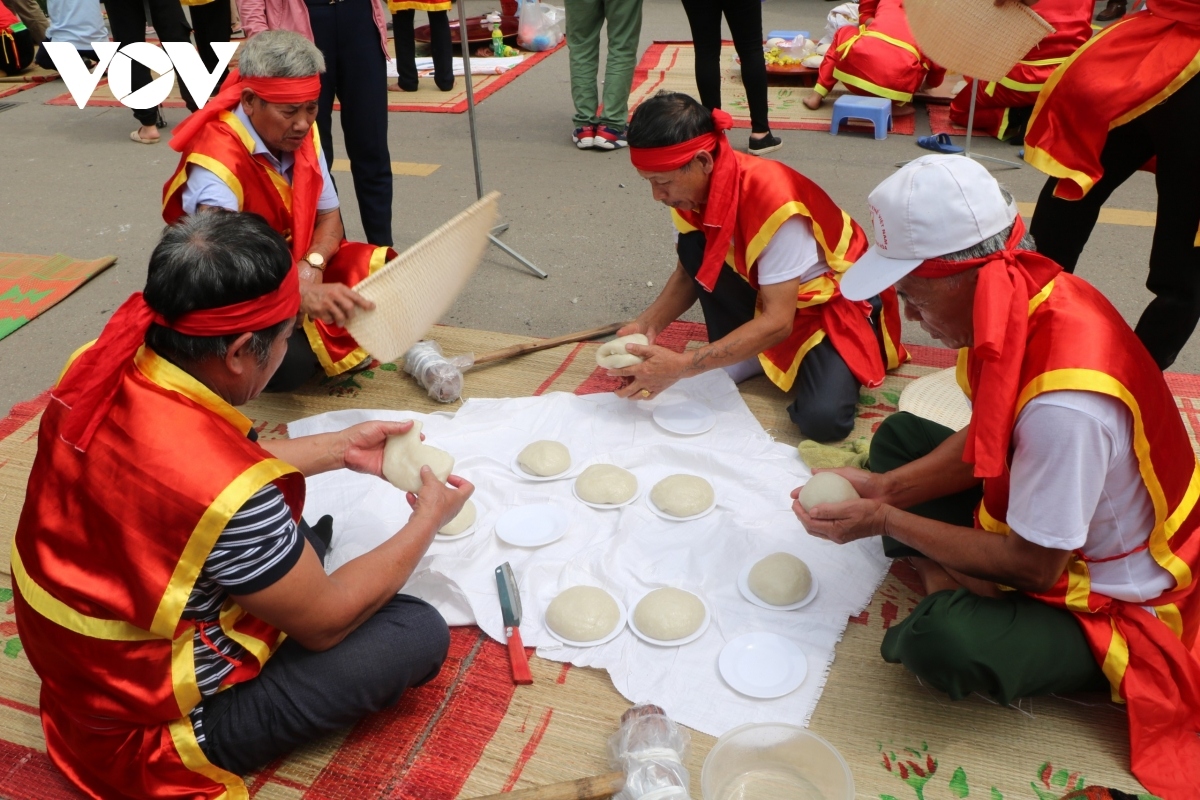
[700,724,853,800]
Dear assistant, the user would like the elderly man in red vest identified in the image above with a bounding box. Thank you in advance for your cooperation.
[795,155,1200,800]
[608,91,907,442]
[13,212,473,799]
[163,30,392,392]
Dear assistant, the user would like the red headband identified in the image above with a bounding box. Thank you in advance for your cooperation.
[57,266,301,451]
[170,68,321,153]
[241,74,322,105]
[628,109,734,172]
[912,216,1028,279]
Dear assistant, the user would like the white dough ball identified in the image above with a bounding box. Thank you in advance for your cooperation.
[797,472,859,510]
[545,586,621,642]
[650,474,715,517]
[518,440,572,476]
[634,588,706,641]
[595,334,649,369]
[438,499,476,536]
[382,420,455,493]
[575,464,638,505]
[748,553,812,606]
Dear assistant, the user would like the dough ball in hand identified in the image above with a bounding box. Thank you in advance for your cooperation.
[382,420,455,493]
[575,464,638,505]
[595,334,649,369]
[797,472,859,511]
[650,474,715,517]
[634,587,706,641]
[545,586,621,642]
[748,553,812,606]
[438,499,476,536]
[518,440,571,477]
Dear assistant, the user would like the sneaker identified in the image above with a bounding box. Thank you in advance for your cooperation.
[748,132,783,156]
[593,125,628,150]
[572,124,596,149]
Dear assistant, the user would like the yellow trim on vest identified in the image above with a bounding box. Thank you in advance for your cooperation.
[996,76,1047,93]
[150,458,300,639]
[745,202,811,271]
[955,348,972,401]
[671,209,698,235]
[832,69,913,103]
[813,83,830,98]
[1027,16,1122,136]
[389,0,451,9]
[1022,145,1095,197]
[1028,278,1055,315]
[1020,56,1069,67]
[1099,617,1129,703]
[795,274,839,309]
[168,716,247,800]
[171,627,201,717]
[302,245,390,376]
[163,165,192,214]
[1110,51,1200,129]
[9,545,160,641]
[135,348,253,438]
[1064,557,1092,613]
[825,211,857,273]
[219,110,257,153]
[759,329,825,392]
[188,153,246,210]
[1155,602,1184,639]
[880,301,901,370]
[57,339,98,386]
[977,499,1011,535]
[996,107,1012,141]
[219,601,274,667]
[1014,368,1196,591]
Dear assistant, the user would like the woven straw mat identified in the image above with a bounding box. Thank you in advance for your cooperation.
[905,0,1054,83]
[897,366,973,431]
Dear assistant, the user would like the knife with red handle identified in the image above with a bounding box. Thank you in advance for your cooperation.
[496,562,533,685]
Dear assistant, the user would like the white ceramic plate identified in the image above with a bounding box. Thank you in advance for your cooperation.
[627,591,711,647]
[646,489,717,522]
[494,504,570,547]
[653,400,717,436]
[737,561,819,611]
[434,520,477,541]
[718,632,809,699]
[510,454,574,482]
[572,475,642,510]
[544,595,629,648]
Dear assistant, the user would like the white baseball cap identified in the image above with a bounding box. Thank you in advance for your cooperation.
[840,154,1018,301]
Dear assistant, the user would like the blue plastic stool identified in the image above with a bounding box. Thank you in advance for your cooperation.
[830,95,892,140]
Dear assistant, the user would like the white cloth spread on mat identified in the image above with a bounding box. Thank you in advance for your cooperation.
[288,371,889,737]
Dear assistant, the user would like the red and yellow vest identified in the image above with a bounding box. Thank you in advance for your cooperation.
[387,0,451,11]
[958,272,1200,798]
[1025,0,1200,245]
[12,347,305,799]
[672,152,908,391]
[161,111,396,375]
[815,0,944,102]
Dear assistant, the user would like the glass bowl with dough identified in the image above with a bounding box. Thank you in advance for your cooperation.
[737,553,818,611]
[544,585,628,647]
[647,474,716,520]
[436,499,478,540]
[629,587,710,645]
[573,464,640,509]
[797,472,859,511]
[512,440,573,480]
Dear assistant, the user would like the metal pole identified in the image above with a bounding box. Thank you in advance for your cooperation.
[963,77,1022,171]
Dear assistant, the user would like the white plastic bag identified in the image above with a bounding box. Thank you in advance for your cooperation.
[820,2,860,45]
[403,340,474,403]
[517,0,564,51]
[608,705,692,800]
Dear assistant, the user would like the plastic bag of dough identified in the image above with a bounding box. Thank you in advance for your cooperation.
[608,705,692,800]
[820,2,859,45]
[403,340,475,403]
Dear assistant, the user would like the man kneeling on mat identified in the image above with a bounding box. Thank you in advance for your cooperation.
[12,212,473,799]
[608,91,907,442]
[794,155,1200,800]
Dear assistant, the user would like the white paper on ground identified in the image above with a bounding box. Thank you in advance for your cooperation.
[287,371,889,738]
[386,56,525,78]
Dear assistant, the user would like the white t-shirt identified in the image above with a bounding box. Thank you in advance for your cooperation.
[673,216,830,286]
[1007,390,1175,603]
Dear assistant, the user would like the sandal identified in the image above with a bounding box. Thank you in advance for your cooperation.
[129,129,160,145]
[917,133,963,154]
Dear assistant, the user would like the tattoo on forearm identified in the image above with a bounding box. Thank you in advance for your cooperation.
[690,340,739,371]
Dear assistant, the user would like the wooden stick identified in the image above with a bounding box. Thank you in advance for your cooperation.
[469,323,625,367]
[468,771,625,800]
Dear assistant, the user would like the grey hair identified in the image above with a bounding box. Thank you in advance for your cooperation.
[237,30,325,79]
[930,188,1036,287]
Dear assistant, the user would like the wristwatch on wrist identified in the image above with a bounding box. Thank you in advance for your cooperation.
[305,252,326,271]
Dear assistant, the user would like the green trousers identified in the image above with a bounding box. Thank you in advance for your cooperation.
[870,412,1109,705]
[564,0,643,128]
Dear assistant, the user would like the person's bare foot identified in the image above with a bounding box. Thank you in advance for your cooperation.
[892,102,916,117]
[803,93,824,110]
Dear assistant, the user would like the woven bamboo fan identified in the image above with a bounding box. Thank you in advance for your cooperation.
[897,367,973,431]
[904,0,1054,83]
[346,192,499,363]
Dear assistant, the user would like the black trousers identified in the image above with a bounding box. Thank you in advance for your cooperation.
[677,231,861,442]
[198,520,451,775]
[188,0,231,105]
[307,0,394,247]
[393,9,453,92]
[0,26,33,75]
[265,326,322,392]
[679,0,769,133]
[102,0,194,125]
[1029,71,1200,369]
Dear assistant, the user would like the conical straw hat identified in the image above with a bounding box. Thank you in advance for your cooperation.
[897,367,973,431]
[904,0,1054,83]
[345,191,499,363]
